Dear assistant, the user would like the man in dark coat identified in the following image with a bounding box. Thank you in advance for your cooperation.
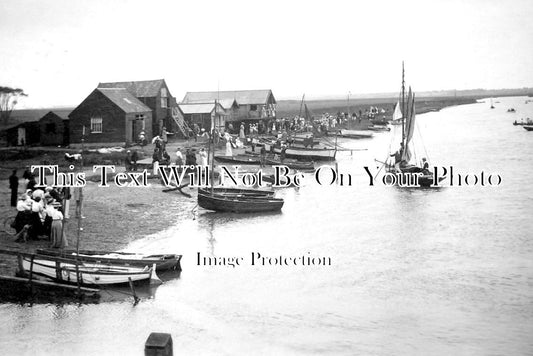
[9,170,18,207]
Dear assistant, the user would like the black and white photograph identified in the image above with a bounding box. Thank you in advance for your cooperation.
[0,0,532,355]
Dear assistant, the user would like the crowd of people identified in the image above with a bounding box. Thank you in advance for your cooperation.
[8,169,78,248]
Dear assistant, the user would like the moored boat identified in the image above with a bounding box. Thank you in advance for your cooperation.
[198,187,275,198]
[337,129,374,139]
[264,144,336,161]
[197,189,284,213]
[35,249,182,271]
[214,154,261,165]
[523,125,533,131]
[20,255,156,286]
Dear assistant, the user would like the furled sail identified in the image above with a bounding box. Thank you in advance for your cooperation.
[304,103,312,122]
[402,88,416,163]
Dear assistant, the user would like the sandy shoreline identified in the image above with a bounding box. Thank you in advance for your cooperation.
[0,167,199,276]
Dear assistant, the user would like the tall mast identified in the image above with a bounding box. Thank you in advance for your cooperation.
[298,93,305,119]
[401,61,405,147]
[210,100,216,196]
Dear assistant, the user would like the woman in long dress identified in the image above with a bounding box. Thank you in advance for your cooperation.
[198,148,208,167]
[239,124,245,139]
[225,138,233,157]
[47,204,67,248]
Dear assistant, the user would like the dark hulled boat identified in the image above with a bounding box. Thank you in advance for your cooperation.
[197,189,284,213]
[214,155,261,165]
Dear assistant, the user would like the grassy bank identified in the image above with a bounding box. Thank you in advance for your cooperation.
[276,96,479,118]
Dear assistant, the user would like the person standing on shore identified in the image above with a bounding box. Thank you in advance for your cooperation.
[46,197,67,248]
[175,148,184,166]
[131,150,138,171]
[74,186,83,219]
[198,148,208,167]
[62,187,71,219]
[125,150,132,171]
[260,145,267,167]
[9,170,18,207]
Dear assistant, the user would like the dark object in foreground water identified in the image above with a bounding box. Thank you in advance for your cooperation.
[145,332,173,356]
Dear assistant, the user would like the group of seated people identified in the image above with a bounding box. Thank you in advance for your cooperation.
[12,186,69,248]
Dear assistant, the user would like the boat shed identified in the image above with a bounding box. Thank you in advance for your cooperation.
[97,79,177,136]
[181,89,276,122]
[68,88,153,146]
[4,121,40,146]
[39,111,69,146]
[177,102,227,131]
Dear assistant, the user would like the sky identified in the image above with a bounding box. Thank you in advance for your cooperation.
[1,0,532,108]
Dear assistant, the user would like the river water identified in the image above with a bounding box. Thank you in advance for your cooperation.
[1,97,532,355]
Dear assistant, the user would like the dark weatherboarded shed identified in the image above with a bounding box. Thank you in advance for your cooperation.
[97,79,175,136]
[68,88,153,145]
[39,111,69,146]
[5,121,40,146]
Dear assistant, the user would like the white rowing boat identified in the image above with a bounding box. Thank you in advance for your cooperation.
[21,255,157,286]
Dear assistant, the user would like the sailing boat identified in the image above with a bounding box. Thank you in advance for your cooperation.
[490,98,495,109]
[385,63,442,187]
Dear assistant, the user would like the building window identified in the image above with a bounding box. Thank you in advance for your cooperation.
[136,114,146,130]
[45,123,56,133]
[90,116,102,133]
[161,87,167,98]
[161,97,167,108]
[250,104,257,111]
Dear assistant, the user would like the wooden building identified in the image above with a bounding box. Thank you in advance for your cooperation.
[5,121,40,146]
[97,79,176,136]
[177,102,227,131]
[181,90,276,122]
[39,111,69,146]
[68,88,153,145]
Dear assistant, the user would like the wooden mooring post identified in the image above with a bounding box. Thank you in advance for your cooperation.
[145,332,173,356]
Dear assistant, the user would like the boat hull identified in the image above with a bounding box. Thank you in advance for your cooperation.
[198,187,275,198]
[21,256,153,286]
[265,144,336,161]
[214,155,261,165]
[197,191,284,213]
[338,129,374,138]
[35,249,182,271]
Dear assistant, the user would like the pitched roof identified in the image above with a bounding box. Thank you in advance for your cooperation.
[178,102,227,115]
[98,79,165,98]
[182,90,275,105]
[40,111,69,121]
[97,88,152,113]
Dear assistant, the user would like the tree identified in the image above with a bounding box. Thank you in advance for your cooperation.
[0,86,28,125]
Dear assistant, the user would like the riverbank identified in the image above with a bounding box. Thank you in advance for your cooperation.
[0,96,477,276]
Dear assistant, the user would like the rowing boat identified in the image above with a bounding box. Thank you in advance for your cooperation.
[214,155,261,165]
[36,249,182,271]
[197,189,284,213]
[198,187,275,198]
[20,255,156,286]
